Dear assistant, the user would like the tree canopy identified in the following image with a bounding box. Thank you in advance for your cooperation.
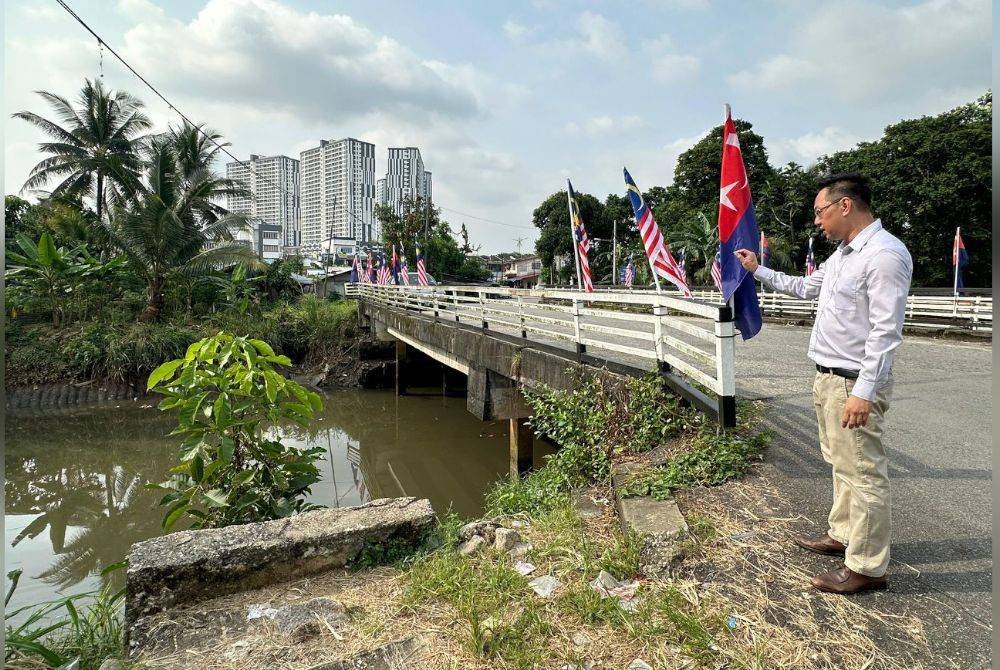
[531,93,992,288]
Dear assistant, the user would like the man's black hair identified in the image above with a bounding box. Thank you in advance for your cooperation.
[816,173,872,211]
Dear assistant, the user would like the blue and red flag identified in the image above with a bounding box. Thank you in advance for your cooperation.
[390,244,401,285]
[365,251,376,283]
[952,227,969,292]
[716,107,762,340]
[806,237,816,276]
[349,254,360,283]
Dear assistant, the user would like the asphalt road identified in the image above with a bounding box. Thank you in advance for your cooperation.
[734,322,993,665]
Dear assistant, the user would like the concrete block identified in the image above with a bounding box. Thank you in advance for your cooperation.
[615,496,688,578]
[125,497,436,643]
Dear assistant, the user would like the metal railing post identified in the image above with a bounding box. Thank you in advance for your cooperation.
[715,304,737,428]
[517,294,526,338]
[653,301,666,373]
[479,290,488,329]
[572,297,585,355]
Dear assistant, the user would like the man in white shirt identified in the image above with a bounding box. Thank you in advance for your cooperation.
[735,173,912,595]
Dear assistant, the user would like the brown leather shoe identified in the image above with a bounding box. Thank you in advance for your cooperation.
[792,532,846,556]
[810,565,887,594]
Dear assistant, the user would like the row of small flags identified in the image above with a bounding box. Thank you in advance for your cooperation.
[349,243,429,286]
[570,105,762,338]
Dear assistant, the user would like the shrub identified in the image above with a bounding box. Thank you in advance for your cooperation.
[147,332,326,530]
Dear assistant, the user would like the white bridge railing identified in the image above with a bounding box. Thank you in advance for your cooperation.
[347,283,737,426]
[687,290,991,333]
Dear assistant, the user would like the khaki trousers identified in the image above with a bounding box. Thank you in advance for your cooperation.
[813,372,893,577]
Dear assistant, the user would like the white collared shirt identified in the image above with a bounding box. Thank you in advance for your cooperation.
[753,219,912,401]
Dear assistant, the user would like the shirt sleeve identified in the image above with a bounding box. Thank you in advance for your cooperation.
[753,263,824,299]
[851,250,913,401]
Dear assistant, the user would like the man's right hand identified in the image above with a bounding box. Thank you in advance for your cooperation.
[734,249,759,273]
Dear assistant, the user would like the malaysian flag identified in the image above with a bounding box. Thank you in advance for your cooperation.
[400,252,411,285]
[678,248,688,285]
[363,252,373,283]
[566,180,595,293]
[377,253,391,285]
[416,244,429,286]
[623,258,635,288]
[623,167,691,297]
[711,248,723,291]
[806,237,816,276]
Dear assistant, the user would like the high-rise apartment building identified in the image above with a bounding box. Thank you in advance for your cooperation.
[381,147,432,218]
[225,154,299,249]
[299,138,376,254]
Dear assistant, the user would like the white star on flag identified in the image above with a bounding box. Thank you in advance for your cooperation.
[720,180,739,211]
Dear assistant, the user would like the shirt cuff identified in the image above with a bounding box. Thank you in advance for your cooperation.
[753,266,775,282]
[850,379,876,401]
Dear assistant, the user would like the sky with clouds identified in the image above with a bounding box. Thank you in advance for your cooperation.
[4,0,992,252]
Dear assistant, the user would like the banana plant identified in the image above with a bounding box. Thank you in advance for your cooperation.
[5,232,98,327]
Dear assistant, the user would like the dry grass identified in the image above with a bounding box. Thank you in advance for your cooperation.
[673,477,940,670]
[140,479,939,670]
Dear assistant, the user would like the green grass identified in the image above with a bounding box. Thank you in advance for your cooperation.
[4,579,125,670]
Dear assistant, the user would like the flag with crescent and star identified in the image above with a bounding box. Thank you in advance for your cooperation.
[717,106,762,340]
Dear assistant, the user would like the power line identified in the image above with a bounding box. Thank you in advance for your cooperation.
[436,205,535,230]
[52,0,534,245]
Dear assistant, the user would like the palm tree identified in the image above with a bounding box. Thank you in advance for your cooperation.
[13,78,151,221]
[105,137,261,321]
[668,211,719,284]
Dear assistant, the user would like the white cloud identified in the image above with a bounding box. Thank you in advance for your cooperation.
[768,127,863,166]
[575,12,625,62]
[563,115,646,137]
[641,34,700,83]
[729,54,818,91]
[502,19,534,40]
[118,0,493,125]
[728,0,990,104]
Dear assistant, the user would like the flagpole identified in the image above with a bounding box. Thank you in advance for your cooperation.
[953,226,961,296]
[612,218,618,286]
[566,182,583,291]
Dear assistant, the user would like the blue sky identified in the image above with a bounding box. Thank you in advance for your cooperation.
[5,0,991,252]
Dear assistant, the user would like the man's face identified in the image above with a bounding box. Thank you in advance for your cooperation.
[813,188,848,241]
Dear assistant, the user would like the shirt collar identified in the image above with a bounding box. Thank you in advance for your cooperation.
[840,219,882,254]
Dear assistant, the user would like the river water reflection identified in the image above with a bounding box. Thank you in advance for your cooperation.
[4,389,550,613]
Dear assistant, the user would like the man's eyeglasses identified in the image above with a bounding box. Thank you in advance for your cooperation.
[813,197,848,218]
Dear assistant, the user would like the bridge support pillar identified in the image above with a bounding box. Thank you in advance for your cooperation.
[395,341,408,396]
[509,417,533,477]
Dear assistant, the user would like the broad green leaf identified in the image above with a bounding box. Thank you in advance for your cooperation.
[263,369,278,403]
[307,391,323,412]
[218,437,235,465]
[148,359,185,390]
[185,340,204,362]
[231,469,256,488]
[162,500,189,531]
[190,455,204,483]
[203,489,229,507]
[249,339,276,357]
[36,232,59,268]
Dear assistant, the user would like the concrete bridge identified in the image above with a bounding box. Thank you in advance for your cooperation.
[351,284,738,474]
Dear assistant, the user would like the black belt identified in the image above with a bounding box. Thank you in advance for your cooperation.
[816,364,859,379]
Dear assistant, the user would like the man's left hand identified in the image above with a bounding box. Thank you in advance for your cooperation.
[842,396,872,429]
